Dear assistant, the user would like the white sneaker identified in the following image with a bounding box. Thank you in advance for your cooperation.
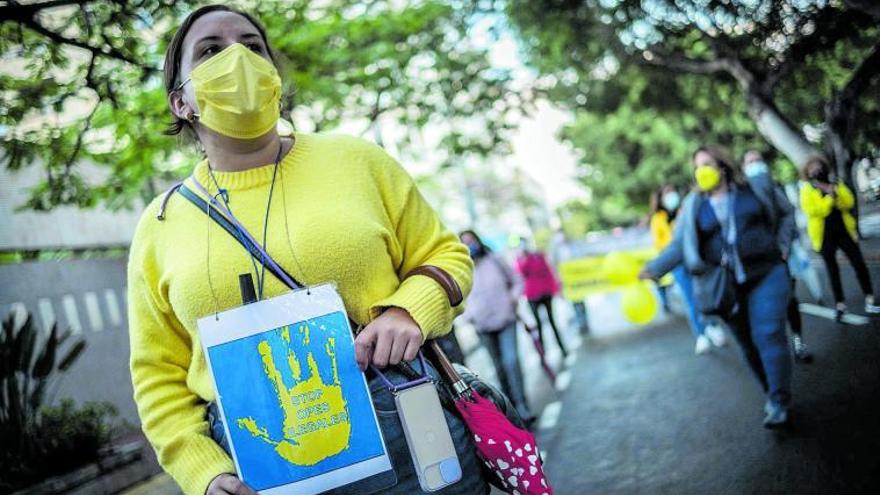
[865,295,880,314]
[694,335,711,355]
[705,325,727,347]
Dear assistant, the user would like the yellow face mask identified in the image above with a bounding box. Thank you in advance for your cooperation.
[178,43,281,139]
[695,165,721,192]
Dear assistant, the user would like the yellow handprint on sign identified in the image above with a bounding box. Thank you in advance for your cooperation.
[236,324,351,466]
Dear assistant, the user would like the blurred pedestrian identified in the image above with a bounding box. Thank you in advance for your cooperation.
[649,190,674,314]
[460,230,535,422]
[650,185,726,355]
[128,6,487,495]
[744,150,811,362]
[800,155,879,320]
[641,146,795,429]
[515,239,569,358]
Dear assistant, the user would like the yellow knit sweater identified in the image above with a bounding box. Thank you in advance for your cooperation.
[127,132,472,495]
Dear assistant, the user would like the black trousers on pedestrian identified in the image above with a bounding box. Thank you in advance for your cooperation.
[819,229,874,304]
[528,294,568,357]
[788,278,802,336]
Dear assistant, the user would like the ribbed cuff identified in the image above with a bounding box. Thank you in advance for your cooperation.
[370,276,451,340]
[172,435,236,495]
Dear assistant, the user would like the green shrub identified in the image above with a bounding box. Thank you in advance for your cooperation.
[0,312,117,491]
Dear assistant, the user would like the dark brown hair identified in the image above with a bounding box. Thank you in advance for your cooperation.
[693,146,744,185]
[459,230,492,256]
[801,155,832,181]
[162,5,278,137]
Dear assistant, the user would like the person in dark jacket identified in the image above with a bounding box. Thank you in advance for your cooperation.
[743,150,811,362]
[641,147,795,429]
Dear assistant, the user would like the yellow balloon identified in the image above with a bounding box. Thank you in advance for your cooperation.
[603,252,641,285]
[621,283,658,325]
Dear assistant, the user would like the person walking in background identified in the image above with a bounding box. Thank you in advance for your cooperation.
[460,230,535,422]
[800,155,879,320]
[515,239,569,358]
[641,147,795,429]
[649,185,726,355]
[743,150,811,362]
[649,189,675,314]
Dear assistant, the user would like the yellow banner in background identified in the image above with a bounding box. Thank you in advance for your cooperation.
[558,248,672,301]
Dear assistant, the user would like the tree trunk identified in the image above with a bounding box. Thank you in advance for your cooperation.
[745,90,818,169]
[824,97,856,189]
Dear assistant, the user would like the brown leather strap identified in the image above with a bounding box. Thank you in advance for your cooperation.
[404,265,464,307]
[425,340,468,395]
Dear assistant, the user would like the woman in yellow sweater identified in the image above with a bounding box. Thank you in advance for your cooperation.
[800,156,878,320]
[128,5,486,495]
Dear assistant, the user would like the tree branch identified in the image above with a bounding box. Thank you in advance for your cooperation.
[63,102,97,174]
[0,0,86,23]
[840,42,880,104]
[19,14,156,72]
[764,6,871,92]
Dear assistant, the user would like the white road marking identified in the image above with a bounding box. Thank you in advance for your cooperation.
[83,292,104,332]
[61,294,82,334]
[799,303,869,326]
[38,298,56,333]
[104,289,122,326]
[538,401,562,431]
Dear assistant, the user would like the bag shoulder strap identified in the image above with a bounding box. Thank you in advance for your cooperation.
[405,265,463,307]
[175,182,303,290]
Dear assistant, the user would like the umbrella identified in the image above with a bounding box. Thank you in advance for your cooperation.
[517,316,557,385]
[427,341,554,495]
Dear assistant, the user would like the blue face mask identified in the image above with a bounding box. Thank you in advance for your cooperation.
[744,161,769,178]
[661,192,680,212]
[467,242,482,258]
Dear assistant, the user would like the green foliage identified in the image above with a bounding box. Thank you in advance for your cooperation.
[35,400,118,477]
[504,0,880,225]
[1,0,520,211]
[0,312,111,492]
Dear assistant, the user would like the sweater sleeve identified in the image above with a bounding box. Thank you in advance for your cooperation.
[366,148,474,340]
[800,183,834,218]
[835,183,855,211]
[128,219,234,495]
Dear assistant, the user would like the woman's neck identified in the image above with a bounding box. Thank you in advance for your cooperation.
[710,181,729,198]
[198,128,289,172]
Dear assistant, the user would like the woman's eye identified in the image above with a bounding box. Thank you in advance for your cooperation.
[246,42,263,53]
[200,45,219,58]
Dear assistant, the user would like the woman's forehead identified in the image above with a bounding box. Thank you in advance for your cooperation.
[183,11,261,50]
[693,151,715,166]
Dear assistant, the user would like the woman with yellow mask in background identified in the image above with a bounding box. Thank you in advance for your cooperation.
[650,185,726,355]
[127,5,487,495]
[800,155,879,321]
[641,147,795,430]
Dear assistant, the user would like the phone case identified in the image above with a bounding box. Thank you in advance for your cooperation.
[394,382,462,492]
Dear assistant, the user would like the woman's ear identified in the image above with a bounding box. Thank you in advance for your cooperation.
[168,90,193,121]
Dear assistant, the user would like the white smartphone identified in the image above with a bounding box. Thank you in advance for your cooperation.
[394,382,463,492]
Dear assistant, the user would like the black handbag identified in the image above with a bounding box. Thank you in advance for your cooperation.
[693,263,737,317]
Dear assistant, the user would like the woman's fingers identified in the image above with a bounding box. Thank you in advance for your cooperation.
[354,325,376,370]
[359,307,424,369]
[371,325,394,367]
[387,332,408,365]
[402,336,421,362]
[209,474,258,495]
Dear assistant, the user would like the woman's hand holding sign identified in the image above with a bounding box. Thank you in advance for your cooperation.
[355,307,423,370]
[206,474,257,495]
